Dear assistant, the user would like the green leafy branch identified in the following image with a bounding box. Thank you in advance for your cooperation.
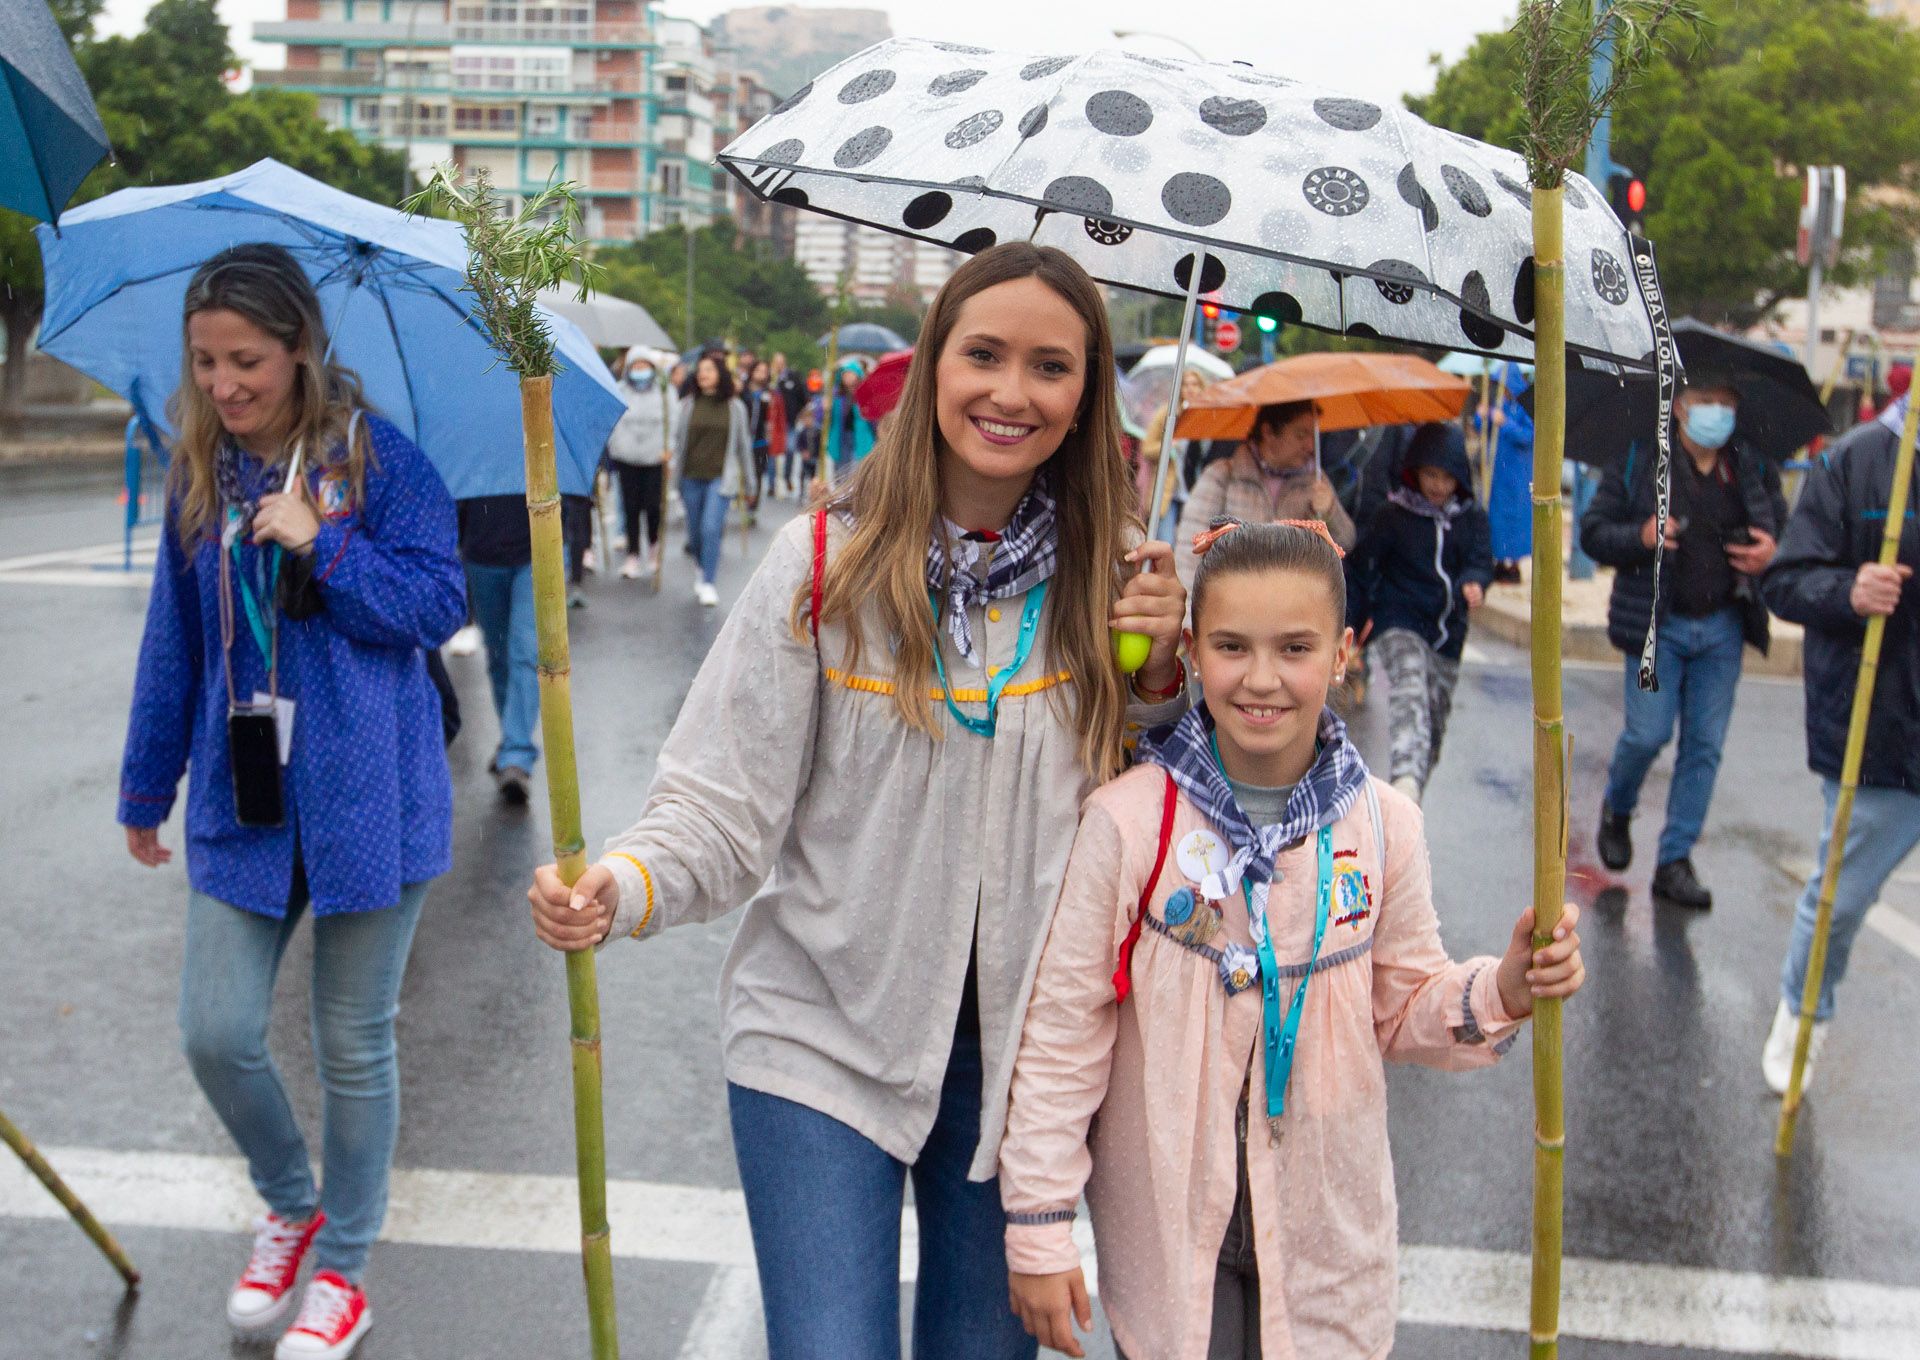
[1516,0,1705,187]
[402,164,602,378]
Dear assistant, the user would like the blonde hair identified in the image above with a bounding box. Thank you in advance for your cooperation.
[791,242,1140,781]
[168,243,375,545]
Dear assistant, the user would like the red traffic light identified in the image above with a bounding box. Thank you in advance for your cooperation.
[1201,302,1221,320]
[1627,179,1647,215]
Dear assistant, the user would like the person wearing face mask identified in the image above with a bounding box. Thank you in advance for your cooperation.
[1174,400,1357,591]
[607,353,671,579]
[1581,375,1787,909]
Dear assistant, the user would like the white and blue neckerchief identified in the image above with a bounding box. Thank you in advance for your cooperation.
[924,474,1058,669]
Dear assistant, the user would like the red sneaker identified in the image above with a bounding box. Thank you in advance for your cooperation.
[226,1211,324,1332]
[275,1271,371,1360]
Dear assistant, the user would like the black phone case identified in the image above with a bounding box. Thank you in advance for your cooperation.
[228,709,284,827]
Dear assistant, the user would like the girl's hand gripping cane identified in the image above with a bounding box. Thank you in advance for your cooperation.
[1110,541,1184,691]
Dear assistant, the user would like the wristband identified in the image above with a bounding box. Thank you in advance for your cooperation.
[1131,656,1185,701]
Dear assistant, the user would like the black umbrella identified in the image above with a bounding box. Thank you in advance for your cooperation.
[1554,318,1832,469]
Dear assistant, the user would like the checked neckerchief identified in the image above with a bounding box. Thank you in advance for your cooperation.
[926,474,1058,669]
[1137,702,1370,991]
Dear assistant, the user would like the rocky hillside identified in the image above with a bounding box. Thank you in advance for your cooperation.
[714,6,891,100]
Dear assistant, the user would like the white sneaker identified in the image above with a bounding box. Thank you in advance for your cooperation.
[444,624,481,658]
[1391,774,1422,805]
[695,580,719,607]
[619,554,642,580]
[1763,1000,1829,1096]
[581,547,598,574]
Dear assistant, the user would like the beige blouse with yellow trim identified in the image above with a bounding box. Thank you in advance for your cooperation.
[597,512,1186,1177]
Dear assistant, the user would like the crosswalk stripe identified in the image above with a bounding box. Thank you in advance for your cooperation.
[6,1144,1915,1358]
[1777,857,1920,964]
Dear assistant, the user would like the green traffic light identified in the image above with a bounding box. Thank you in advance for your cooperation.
[1255,314,1278,333]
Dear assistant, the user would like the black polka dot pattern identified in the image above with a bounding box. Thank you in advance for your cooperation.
[1346,322,1381,339]
[1512,258,1536,324]
[1200,96,1266,136]
[1591,248,1630,305]
[1173,252,1227,295]
[1162,172,1231,227]
[761,139,804,166]
[903,191,952,229]
[1369,258,1427,305]
[930,70,987,97]
[1441,165,1492,218]
[771,186,807,207]
[1564,177,1591,211]
[1018,105,1048,138]
[771,82,810,117]
[833,127,891,168]
[1123,53,1180,71]
[1314,97,1382,131]
[1021,56,1073,80]
[953,227,997,254]
[1084,219,1132,246]
[933,42,990,54]
[1043,175,1113,217]
[1397,165,1439,233]
[1493,169,1533,208]
[944,110,1003,149]
[1459,271,1504,347]
[838,70,895,104]
[1250,291,1303,327]
[1086,90,1153,137]
[1303,166,1370,217]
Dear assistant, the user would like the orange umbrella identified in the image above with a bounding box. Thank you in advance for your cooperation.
[1174,352,1471,440]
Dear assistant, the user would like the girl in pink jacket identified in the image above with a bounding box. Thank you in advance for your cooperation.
[998,519,1585,1360]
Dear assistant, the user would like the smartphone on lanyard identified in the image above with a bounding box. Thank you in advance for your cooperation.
[228,705,284,827]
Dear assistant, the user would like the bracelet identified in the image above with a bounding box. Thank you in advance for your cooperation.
[1131,656,1185,701]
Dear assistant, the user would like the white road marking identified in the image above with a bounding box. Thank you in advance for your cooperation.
[1777,857,1920,964]
[6,1145,1916,1358]
[0,537,156,588]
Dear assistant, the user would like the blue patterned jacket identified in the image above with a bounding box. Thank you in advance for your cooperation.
[118,414,465,917]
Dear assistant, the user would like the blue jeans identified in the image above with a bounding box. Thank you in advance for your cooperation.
[728,1021,1036,1360]
[1783,780,1920,1020]
[179,874,429,1280]
[464,561,540,772]
[1603,606,1745,865]
[680,475,732,586]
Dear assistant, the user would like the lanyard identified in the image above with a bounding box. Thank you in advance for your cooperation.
[928,581,1046,738]
[218,509,281,706]
[1212,734,1332,1128]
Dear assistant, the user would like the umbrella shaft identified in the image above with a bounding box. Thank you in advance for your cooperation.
[1146,267,1206,534]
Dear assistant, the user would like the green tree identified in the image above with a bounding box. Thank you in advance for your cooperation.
[1409,0,1920,327]
[593,218,829,361]
[2,0,405,418]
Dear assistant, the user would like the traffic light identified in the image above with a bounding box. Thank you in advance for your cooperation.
[1200,301,1221,321]
[1608,169,1647,234]
[1254,312,1278,334]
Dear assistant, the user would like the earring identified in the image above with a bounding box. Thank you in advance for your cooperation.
[1070,419,1080,433]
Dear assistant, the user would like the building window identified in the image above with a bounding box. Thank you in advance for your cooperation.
[665,75,687,93]
[660,163,683,197]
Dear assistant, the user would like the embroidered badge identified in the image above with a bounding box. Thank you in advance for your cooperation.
[1332,850,1372,927]
[1169,897,1223,948]
[315,470,352,520]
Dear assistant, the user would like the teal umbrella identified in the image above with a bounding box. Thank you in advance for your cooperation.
[1,0,111,224]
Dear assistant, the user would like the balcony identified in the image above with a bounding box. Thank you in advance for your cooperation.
[254,19,652,47]
[255,66,383,89]
[254,68,648,98]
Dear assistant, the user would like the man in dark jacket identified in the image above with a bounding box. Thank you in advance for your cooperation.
[1349,423,1494,801]
[1581,375,1785,908]
[1757,399,1920,1095]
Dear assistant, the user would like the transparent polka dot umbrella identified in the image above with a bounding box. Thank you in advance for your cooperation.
[718,38,1666,375]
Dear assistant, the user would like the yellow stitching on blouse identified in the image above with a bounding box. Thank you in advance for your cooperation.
[606,851,655,937]
[823,668,1074,701]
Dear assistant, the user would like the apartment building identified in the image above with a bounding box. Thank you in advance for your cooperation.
[792,216,957,305]
[252,2,780,245]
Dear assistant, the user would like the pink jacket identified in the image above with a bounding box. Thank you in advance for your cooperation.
[999,765,1522,1360]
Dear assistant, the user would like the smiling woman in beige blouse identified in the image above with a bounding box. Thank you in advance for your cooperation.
[527,243,1189,1360]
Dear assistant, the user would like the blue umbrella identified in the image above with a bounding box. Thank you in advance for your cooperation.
[819,321,911,354]
[1,0,112,224]
[34,158,625,497]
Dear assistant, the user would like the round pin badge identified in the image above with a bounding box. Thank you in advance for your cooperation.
[1162,886,1195,927]
[1175,829,1230,884]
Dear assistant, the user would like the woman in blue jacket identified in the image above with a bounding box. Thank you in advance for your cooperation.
[118,244,464,1360]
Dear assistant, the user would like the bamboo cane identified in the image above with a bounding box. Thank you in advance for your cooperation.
[1775,352,1920,1159]
[654,376,670,594]
[819,328,844,495]
[521,378,620,1358]
[0,1108,140,1288]
[1527,184,1570,1360]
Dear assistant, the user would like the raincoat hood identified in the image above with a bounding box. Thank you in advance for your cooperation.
[1400,422,1477,505]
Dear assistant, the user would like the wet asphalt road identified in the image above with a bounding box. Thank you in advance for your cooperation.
[0,469,1915,1360]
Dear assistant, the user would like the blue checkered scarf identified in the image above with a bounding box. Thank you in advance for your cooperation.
[926,475,1058,669]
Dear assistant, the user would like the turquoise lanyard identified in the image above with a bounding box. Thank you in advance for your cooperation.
[927,580,1047,738]
[1213,735,1333,1123]
[225,505,282,665]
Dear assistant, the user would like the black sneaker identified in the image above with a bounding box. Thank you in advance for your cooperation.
[1597,806,1633,872]
[1652,858,1712,910]
[495,765,531,806]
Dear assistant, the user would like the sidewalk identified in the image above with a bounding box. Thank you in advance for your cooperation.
[1475,559,1803,679]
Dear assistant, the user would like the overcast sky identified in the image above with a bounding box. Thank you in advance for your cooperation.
[99,0,1518,103]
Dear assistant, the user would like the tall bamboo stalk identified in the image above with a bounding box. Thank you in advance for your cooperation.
[1775,353,1920,1158]
[407,166,619,1359]
[0,1108,140,1288]
[1527,185,1571,1360]
[522,379,619,1356]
